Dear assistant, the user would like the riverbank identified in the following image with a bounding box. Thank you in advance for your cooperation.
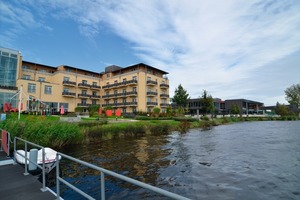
[0,113,298,148]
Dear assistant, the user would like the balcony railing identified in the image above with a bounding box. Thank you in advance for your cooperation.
[77,103,91,107]
[160,83,169,88]
[147,92,158,96]
[78,93,91,98]
[103,79,138,89]
[62,80,76,86]
[147,80,157,85]
[90,95,101,99]
[78,83,91,88]
[62,91,76,97]
[90,85,101,90]
[147,102,158,106]
[160,94,169,98]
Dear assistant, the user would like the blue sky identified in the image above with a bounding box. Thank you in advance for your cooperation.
[1,0,300,106]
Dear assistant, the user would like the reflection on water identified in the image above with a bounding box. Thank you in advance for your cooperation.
[58,121,300,199]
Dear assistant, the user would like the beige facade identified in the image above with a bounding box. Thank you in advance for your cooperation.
[17,61,169,114]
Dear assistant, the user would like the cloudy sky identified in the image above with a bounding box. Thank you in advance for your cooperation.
[1,0,299,106]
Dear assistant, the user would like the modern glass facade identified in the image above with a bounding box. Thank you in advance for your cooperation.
[0,47,20,110]
[0,48,19,87]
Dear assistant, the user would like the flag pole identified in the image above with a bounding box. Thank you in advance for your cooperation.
[18,85,22,120]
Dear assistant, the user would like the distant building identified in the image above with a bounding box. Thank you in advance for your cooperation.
[0,47,170,114]
[188,98,264,115]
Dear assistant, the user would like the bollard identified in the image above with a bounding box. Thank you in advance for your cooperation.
[28,148,38,171]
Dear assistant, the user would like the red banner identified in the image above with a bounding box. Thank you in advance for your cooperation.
[1,130,8,155]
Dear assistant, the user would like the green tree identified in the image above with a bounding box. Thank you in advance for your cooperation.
[285,83,300,109]
[230,104,240,115]
[275,102,289,116]
[200,90,214,115]
[172,84,189,114]
[152,107,160,117]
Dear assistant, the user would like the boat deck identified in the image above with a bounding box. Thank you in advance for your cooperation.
[0,151,56,200]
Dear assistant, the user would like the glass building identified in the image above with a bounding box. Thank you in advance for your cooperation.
[0,47,21,111]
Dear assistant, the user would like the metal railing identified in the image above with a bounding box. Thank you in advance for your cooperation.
[56,152,191,200]
[10,137,190,200]
[14,137,47,192]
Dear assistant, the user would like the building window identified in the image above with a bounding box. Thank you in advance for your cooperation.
[63,88,69,92]
[63,77,69,81]
[132,76,137,80]
[106,73,110,78]
[114,80,118,84]
[44,85,52,94]
[123,89,126,94]
[123,78,126,82]
[132,87,137,92]
[147,76,151,81]
[122,108,126,113]
[92,82,97,86]
[92,100,97,105]
[123,98,126,103]
[132,98,136,102]
[82,80,87,84]
[82,90,87,95]
[147,97,151,102]
[106,91,109,95]
[114,99,118,104]
[92,91,97,96]
[114,90,118,94]
[22,66,30,70]
[38,77,45,82]
[40,69,46,73]
[132,107,136,113]
[81,99,87,105]
[22,75,30,80]
[28,83,36,93]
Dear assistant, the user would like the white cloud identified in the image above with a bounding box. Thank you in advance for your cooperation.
[1,0,300,105]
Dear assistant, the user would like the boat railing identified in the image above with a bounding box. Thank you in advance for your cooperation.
[14,137,48,192]
[56,152,191,200]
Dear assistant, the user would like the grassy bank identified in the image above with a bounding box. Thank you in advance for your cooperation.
[0,113,298,148]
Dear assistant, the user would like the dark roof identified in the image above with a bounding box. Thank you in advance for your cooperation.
[125,63,169,74]
[63,65,100,75]
[22,60,56,69]
[225,99,264,105]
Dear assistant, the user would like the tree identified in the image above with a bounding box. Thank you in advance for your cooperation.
[230,104,240,115]
[275,102,289,116]
[285,83,300,109]
[199,90,214,116]
[172,84,189,113]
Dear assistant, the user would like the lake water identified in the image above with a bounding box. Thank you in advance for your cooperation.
[58,121,300,199]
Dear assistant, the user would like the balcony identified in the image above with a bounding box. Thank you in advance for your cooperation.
[78,83,91,88]
[147,92,158,96]
[90,85,101,90]
[102,94,115,99]
[62,91,76,97]
[126,79,138,85]
[90,95,101,99]
[147,102,158,106]
[160,103,169,107]
[160,83,169,88]
[78,93,91,98]
[77,103,91,107]
[160,94,169,98]
[147,80,157,86]
[62,80,76,87]
[126,91,137,96]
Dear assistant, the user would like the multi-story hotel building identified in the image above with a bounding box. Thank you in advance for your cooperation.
[0,47,170,114]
